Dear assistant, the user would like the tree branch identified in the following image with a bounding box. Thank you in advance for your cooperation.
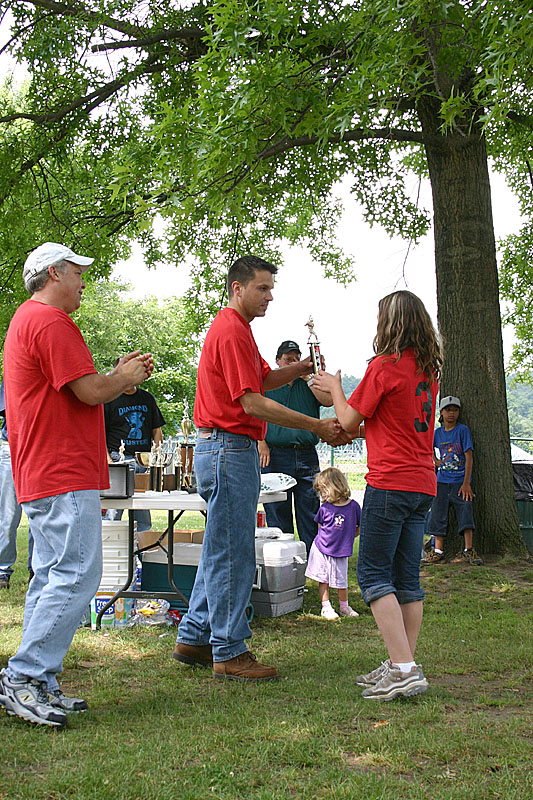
[507,111,533,131]
[257,127,428,160]
[0,52,161,125]
[91,27,205,53]
[25,0,146,38]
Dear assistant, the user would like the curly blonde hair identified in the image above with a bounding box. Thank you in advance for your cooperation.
[314,468,351,504]
[372,290,442,381]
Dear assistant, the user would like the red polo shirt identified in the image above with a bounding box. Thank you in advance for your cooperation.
[194,307,271,439]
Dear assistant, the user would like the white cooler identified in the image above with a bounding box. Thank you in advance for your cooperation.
[252,534,307,617]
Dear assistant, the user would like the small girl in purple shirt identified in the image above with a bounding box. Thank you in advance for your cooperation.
[306,467,361,620]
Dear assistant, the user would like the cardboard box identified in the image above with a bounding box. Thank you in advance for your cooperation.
[137,528,204,551]
[135,473,150,492]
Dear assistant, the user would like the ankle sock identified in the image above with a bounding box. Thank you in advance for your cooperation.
[393,661,416,672]
[434,548,443,554]
[339,601,350,613]
[321,600,333,609]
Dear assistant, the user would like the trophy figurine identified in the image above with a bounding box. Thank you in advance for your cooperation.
[148,439,163,491]
[305,316,322,375]
[117,440,125,463]
[180,399,195,491]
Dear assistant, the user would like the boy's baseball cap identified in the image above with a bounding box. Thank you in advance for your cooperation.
[439,395,461,411]
[276,340,301,358]
[23,242,94,284]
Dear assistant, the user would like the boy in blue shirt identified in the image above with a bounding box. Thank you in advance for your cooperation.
[425,396,483,565]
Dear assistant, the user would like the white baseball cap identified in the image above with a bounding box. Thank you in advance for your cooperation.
[23,242,94,285]
[439,395,461,411]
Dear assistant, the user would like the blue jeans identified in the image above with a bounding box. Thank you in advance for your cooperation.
[261,446,319,555]
[6,490,102,690]
[357,485,433,606]
[104,453,151,532]
[0,444,22,578]
[177,430,260,662]
[428,481,475,535]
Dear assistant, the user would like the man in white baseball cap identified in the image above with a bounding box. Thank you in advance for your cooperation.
[22,242,95,289]
[0,243,153,727]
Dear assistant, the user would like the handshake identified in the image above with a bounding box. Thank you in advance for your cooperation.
[311,368,361,448]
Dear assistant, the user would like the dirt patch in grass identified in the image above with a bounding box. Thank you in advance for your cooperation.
[436,673,532,721]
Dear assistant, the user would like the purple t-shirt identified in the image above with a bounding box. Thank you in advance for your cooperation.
[314,500,361,557]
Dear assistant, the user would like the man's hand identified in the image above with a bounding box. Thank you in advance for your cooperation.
[298,356,314,378]
[115,351,153,385]
[258,440,271,468]
[315,417,353,447]
[458,482,474,501]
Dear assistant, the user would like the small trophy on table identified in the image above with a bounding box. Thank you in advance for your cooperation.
[180,399,195,491]
[149,440,164,491]
[305,316,322,375]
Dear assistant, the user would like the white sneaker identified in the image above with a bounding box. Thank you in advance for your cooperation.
[361,665,428,701]
[355,660,391,687]
[321,606,339,620]
[339,605,359,618]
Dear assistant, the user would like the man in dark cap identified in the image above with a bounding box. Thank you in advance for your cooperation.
[258,340,333,554]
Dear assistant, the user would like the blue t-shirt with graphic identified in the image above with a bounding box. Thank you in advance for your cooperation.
[434,423,473,484]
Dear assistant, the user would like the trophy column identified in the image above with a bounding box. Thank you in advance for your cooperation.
[305,316,321,374]
[179,399,196,492]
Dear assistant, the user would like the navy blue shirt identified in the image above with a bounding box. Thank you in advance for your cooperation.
[434,423,473,484]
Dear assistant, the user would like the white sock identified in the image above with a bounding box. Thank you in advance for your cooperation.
[434,548,443,554]
[321,600,332,608]
[393,661,416,672]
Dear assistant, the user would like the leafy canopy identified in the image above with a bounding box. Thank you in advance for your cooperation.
[0,1,531,322]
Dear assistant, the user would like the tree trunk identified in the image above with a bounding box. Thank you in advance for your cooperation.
[418,99,526,556]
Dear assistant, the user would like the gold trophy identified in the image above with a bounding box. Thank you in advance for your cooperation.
[180,399,195,491]
[305,316,322,374]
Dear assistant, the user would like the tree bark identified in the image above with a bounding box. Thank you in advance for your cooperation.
[418,98,526,556]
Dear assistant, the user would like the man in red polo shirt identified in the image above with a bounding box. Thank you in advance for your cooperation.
[0,242,152,727]
[174,255,346,681]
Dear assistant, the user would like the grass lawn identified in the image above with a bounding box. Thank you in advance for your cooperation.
[0,521,531,800]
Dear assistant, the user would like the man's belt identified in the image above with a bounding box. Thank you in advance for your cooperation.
[270,443,315,450]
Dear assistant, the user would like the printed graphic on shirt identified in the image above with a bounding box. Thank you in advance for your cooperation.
[123,409,145,439]
[334,514,346,527]
[440,441,465,472]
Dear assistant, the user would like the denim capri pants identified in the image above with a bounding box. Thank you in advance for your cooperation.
[357,485,433,606]
[428,481,475,536]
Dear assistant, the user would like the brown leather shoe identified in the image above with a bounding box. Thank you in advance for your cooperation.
[213,651,279,681]
[173,643,213,667]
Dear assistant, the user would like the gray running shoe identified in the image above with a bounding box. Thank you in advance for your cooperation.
[0,574,10,589]
[361,665,428,701]
[48,688,88,713]
[355,660,391,687]
[0,670,67,727]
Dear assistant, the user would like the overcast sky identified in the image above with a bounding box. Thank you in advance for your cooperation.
[115,171,521,378]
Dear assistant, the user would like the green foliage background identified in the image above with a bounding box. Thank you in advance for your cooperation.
[74,281,199,433]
